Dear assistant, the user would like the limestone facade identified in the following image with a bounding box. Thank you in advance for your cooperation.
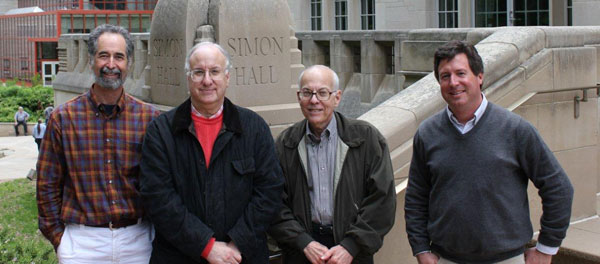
[287,0,600,31]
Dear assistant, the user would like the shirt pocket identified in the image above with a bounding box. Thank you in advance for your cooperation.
[231,157,256,176]
[230,157,256,198]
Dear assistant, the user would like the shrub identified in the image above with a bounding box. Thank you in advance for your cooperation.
[31,74,42,87]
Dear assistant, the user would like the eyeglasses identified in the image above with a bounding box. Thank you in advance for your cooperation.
[187,68,225,82]
[297,88,336,101]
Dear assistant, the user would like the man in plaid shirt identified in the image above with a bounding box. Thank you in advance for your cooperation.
[36,24,159,263]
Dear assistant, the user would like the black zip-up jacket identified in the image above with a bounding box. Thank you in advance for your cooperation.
[140,98,284,263]
[269,112,396,263]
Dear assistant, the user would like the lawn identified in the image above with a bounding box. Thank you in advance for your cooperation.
[0,179,57,263]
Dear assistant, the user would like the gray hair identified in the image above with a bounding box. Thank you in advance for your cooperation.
[87,24,134,65]
[184,42,232,74]
[298,65,339,91]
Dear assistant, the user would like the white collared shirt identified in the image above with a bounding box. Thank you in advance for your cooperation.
[191,104,224,119]
[446,94,488,134]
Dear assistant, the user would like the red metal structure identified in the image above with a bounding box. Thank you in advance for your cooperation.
[0,0,157,81]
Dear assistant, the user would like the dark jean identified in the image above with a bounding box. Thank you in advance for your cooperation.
[14,120,27,135]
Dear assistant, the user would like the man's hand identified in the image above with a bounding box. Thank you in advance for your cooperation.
[525,248,552,264]
[321,245,353,264]
[303,241,329,264]
[416,252,438,264]
[206,241,242,264]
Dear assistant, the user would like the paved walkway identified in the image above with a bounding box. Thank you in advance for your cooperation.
[0,135,38,182]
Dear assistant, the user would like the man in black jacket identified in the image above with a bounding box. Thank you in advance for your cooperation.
[269,65,396,264]
[140,42,284,264]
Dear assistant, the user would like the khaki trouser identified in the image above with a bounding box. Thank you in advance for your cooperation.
[438,253,525,264]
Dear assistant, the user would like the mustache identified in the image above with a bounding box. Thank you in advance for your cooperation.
[101,67,121,75]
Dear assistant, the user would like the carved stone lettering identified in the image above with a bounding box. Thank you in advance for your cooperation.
[227,36,284,57]
[233,65,278,86]
[152,38,184,58]
[155,65,181,85]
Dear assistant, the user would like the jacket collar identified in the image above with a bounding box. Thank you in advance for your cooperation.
[283,111,364,149]
[172,97,242,135]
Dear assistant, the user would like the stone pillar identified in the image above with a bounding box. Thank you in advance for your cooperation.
[458,0,473,27]
[290,28,304,90]
[394,33,407,90]
[208,0,299,107]
[148,0,209,106]
[74,39,89,74]
[330,35,353,90]
[301,37,327,67]
[552,0,567,26]
[361,35,386,102]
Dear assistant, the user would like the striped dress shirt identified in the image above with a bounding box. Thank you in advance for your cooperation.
[36,87,160,247]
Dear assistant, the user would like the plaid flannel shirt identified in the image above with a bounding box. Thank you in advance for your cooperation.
[36,87,160,248]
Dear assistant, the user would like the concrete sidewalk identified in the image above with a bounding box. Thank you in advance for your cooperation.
[0,135,38,182]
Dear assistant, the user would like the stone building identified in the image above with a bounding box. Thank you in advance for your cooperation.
[288,0,600,31]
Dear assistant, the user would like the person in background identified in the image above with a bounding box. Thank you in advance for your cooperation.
[36,24,160,263]
[32,118,46,150]
[43,104,54,124]
[14,106,30,136]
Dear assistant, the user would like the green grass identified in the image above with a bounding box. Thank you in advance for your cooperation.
[0,179,57,263]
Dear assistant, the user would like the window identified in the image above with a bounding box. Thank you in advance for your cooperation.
[20,58,28,71]
[474,0,549,27]
[361,0,375,30]
[475,0,508,27]
[311,0,322,31]
[335,0,348,30]
[439,0,458,28]
[567,0,572,26]
[513,0,549,26]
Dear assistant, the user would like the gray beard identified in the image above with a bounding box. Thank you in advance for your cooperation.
[95,75,124,90]
[95,67,125,90]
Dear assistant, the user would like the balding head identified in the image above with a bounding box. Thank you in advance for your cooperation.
[298,65,339,91]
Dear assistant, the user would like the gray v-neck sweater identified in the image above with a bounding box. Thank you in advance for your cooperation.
[405,103,574,263]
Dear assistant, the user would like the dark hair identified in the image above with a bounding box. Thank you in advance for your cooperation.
[87,24,134,65]
[433,40,484,81]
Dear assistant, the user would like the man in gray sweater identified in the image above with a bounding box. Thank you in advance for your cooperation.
[405,40,574,264]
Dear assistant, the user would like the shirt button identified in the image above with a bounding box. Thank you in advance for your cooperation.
[95,113,99,117]
[107,160,111,164]
[108,180,113,184]
[106,139,111,142]
[112,200,116,204]
[321,167,325,170]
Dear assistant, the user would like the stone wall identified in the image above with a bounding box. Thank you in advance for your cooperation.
[0,122,35,137]
[287,0,600,30]
[573,0,600,26]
